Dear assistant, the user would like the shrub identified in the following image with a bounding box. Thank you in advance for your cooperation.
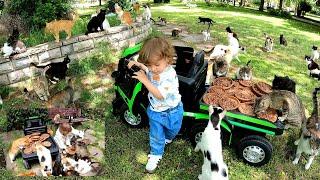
[267,8,292,19]
[4,0,73,30]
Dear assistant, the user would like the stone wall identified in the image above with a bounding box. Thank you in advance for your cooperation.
[0,21,152,86]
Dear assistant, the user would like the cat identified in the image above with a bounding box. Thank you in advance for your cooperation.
[114,3,133,27]
[236,60,252,80]
[133,2,140,15]
[157,17,167,26]
[35,142,53,176]
[45,13,77,42]
[227,32,245,62]
[2,28,26,58]
[143,4,152,22]
[8,137,30,162]
[305,55,320,80]
[195,106,228,180]
[212,58,228,78]
[172,28,182,37]
[264,33,273,52]
[226,26,239,42]
[254,90,307,129]
[202,29,210,42]
[279,34,287,46]
[311,45,319,61]
[45,79,79,108]
[24,68,50,101]
[292,87,320,170]
[1,42,13,57]
[85,9,106,35]
[272,75,296,93]
[30,55,71,84]
[198,17,215,25]
[91,8,110,31]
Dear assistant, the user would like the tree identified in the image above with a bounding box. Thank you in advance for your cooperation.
[279,0,284,10]
[259,0,265,11]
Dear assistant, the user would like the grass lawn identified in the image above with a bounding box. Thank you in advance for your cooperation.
[106,1,320,179]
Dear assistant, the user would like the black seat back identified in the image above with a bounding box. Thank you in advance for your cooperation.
[186,50,205,78]
[174,46,194,76]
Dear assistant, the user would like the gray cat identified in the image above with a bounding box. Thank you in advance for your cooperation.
[236,60,252,80]
[254,90,306,129]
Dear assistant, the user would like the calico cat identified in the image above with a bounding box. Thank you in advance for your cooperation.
[198,17,215,25]
[226,26,239,42]
[45,79,80,108]
[114,3,133,27]
[264,33,273,52]
[236,60,252,80]
[254,90,307,129]
[311,45,319,61]
[30,55,71,84]
[45,13,77,42]
[272,75,296,93]
[280,34,287,46]
[172,28,182,37]
[8,137,30,162]
[85,9,106,35]
[305,55,320,80]
[293,87,320,170]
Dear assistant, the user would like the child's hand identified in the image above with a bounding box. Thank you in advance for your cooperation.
[133,70,148,83]
[127,61,140,69]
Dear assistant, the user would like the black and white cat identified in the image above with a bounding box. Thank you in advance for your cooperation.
[280,34,287,46]
[91,9,110,31]
[143,4,152,22]
[305,55,320,80]
[198,17,215,26]
[195,106,228,180]
[226,26,239,42]
[311,45,319,61]
[236,60,252,80]
[172,28,182,37]
[264,33,273,52]
[2,28,26,58]
[30,55,71,84]
[272,75,296,93]
[85,9,107,35]
[202,25,211,42]
[293,87,320,170]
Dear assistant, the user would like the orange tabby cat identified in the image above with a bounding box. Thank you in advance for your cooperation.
[115,3,133,27]
[8,137,30,162]
[45,13,78,42]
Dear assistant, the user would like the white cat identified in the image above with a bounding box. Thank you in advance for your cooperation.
[2,42,14,57]
[202,30,210,42]
[264,33,273,52]
[143,4,152,21]
[195,106,229,180]
[311,46,319,61]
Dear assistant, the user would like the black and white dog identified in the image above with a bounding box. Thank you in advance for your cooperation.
[195,106,229,180]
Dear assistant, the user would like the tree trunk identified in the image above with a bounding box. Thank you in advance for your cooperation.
[233,0,236,6]
[99,0,102,6]
[240,0,243,6]
[259,0,264,11]
[279,0,283,10]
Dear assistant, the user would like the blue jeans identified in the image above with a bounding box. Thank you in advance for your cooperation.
[147,102,184,156]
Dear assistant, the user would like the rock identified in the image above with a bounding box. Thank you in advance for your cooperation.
[88,146,104,161]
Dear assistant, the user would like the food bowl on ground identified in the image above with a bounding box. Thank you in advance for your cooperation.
[207,85,226,95]
[202,93,221,106]
[252,84,266,97]
[235,89,256,102]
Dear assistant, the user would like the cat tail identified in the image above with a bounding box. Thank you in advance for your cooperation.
[150,18,156,24]
[30,62,50,69]
[246,60,251,66]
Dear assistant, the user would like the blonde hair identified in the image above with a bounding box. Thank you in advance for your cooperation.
[138,37,174,65]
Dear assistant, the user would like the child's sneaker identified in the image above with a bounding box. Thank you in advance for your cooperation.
[146,154,162,173]
[165,139,172,145]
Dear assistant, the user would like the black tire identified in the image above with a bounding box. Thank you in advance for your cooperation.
[237,135,273,167]
[23,160,31,169]
[119,105,148,128]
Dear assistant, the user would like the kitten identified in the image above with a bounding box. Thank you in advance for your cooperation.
[85,9,106,35]
[195,106,228,180]
[45,13,77,42]
[6,28,26,57]
[293,88,320,170]
[143,4,152,22]
[45,79,78,108]
[114,3,133,27]
[198,17,215,25]
[311,45,319,61]
[35,142,53,176]
[272,75,296,93]
[202,29,210,42]
[264,33,273,52]
[158,16,167,26]
[236,60,253,80]
[1,42,13,57]
[133,2,140,15]
[91,8,110,31]
[305,55,320,80]
[8,137,30,162]
[254,90,307,129]
[30,55,71,84]
[280,34,287,46]
[24,75,50,101]
[172,28,182,37]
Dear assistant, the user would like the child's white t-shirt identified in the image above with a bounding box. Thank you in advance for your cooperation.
[146,65,181,112]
